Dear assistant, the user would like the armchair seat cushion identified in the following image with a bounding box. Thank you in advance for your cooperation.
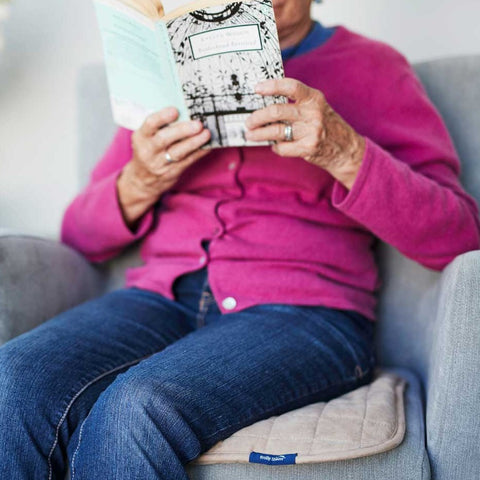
[191,369,406,466]
[186,367,429,479]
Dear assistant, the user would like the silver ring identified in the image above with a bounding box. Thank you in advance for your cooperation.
[284,123,294,142]
[165,151,175,163]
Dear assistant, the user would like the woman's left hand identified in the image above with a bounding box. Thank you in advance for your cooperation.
[245,78,366,190]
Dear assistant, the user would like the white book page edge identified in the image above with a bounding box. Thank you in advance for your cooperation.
[161,0,255,21]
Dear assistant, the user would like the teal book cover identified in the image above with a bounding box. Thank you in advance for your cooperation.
[93,0,286,148]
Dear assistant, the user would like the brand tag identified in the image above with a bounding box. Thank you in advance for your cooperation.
[249,451,297,465]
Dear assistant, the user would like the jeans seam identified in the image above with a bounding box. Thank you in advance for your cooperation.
[70,414,89,480]
[47,354,155,480]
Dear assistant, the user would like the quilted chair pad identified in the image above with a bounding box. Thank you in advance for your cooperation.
[190,369,406,465]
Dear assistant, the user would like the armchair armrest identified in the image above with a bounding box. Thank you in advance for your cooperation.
[426,250,480,480]
[0,234,107,345]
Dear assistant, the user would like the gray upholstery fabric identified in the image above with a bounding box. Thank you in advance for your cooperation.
[0,234,106,345]
[375,244,440,394]
[414,55,480,200]
[426,250,480,480]
[375,249,480,480]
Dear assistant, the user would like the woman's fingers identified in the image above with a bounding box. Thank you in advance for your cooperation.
[255,78,313,102]
[167,128,211,162]
[272,141,305,158]
[153,146,210,178]
[151,119,205,152]
[245,121,308,143]
[152,128,211,170]
[139,107,179,136]
[245,103,302,130]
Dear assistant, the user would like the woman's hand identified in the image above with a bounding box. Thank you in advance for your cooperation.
[117,107,211,230]
[245,78,366,190]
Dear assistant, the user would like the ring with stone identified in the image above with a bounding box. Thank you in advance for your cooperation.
[284,123,294,142]
[165,151,175,163]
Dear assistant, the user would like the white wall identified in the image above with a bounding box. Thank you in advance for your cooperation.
[314,0,480,61]
[0,0,479,240]
[0,0,103,239]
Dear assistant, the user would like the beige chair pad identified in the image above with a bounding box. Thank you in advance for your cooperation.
[191,370,407,465]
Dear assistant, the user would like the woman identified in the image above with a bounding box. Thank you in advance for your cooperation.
[1,0,479,478]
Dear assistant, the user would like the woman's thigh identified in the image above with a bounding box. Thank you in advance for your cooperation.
[75,303,376,463]
[168,304,376,450]
[0,287,196,478]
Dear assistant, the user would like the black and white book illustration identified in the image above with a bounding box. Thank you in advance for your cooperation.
[93,0,286,148]
[166,1,286,148]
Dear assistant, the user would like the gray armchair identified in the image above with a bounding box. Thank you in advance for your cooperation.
[1,55,479,480]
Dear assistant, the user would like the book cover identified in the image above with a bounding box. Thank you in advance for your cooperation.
[93,0,286,148]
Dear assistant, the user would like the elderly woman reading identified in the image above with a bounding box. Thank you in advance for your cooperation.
[1,0,479,478]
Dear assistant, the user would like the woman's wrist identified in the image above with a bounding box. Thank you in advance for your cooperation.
[325,134,366,191]
[116,161,164,230]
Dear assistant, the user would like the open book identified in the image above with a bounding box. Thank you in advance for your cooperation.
[93,0,287,148]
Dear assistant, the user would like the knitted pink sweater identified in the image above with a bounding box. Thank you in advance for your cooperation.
[61,25,480,321]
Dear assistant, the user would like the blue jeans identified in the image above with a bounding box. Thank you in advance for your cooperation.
[0,263,376,479]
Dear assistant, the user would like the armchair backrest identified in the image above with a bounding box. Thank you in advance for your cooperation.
[375,55,480,385]
[77,55,480,386]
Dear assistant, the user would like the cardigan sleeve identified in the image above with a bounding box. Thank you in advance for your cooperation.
[331,53,480,271]
[60,127,155,263]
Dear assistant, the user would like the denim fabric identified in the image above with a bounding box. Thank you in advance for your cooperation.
[0,254,376,480]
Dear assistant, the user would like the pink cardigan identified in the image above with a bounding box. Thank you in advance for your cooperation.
[61,25,480,321]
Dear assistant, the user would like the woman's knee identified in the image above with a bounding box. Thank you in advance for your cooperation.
[92,372,170,424]
[0,335,59,418]
[85,369,199,441]
[0,338,32,394]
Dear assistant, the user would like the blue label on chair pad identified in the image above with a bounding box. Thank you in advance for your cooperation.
[249,452,297,465]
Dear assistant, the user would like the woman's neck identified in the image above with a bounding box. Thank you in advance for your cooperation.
[278,17,314,50]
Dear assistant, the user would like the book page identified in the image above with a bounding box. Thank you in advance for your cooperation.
[118,0,164,19]
[165,0,286,148]
[161,0,192,15]
[160,0,254,21]
[94,0,188,130]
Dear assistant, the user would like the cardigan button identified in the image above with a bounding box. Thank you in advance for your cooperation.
[228,162,236,170]
[222,297,237,310]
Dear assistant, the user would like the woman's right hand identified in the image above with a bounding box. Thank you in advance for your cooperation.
[117,107,211,230]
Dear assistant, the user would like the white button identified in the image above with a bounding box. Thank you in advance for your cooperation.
[222,297,237,310]
[199,255,207,264]
[213,227,222,235]
[228,162,236,170]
